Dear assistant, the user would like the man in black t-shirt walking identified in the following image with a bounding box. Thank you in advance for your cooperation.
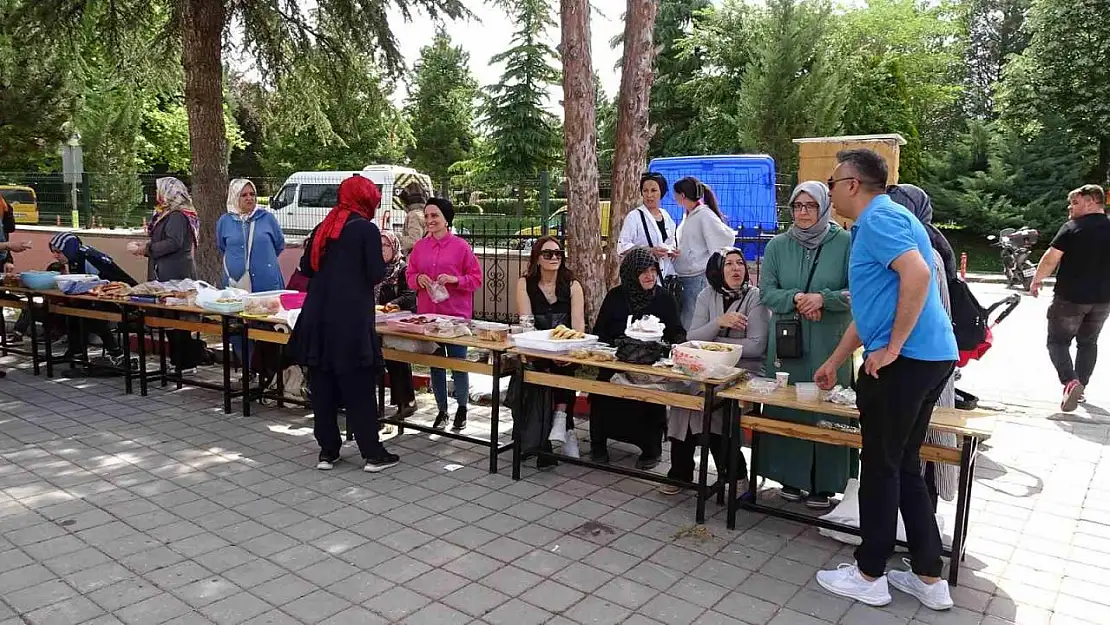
[1031,184,1110,412]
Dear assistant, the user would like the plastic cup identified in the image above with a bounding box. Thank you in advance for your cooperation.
[776,372,790,388]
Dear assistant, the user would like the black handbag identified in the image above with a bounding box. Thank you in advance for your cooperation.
[637,209,683,305]
[614,336,670,365]
[776,244,823,359]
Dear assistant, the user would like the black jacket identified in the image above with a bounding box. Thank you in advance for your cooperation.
[592,286,686,346]
[289,214,386,373]
[377,260,417,312]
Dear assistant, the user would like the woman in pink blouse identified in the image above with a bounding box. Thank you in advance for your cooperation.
[406,198,483,430]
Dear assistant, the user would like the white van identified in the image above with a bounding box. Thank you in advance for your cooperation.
[270,165,433,235]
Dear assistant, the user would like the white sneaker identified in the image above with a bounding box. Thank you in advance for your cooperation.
[815,563,892,606]
[548,412,568,443]
[888,568,953,610]
[563,429,580,458]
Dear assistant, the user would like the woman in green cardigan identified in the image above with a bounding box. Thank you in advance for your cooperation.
[758,180,856,509]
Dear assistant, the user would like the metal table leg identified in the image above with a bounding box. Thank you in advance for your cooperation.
[510,368,523,481]
[695,384,717,524]
[43,298,54,378]
[241,319,251,417]
[222,315,233,414]
[489,352,502,474]
[28,298,40,376]
[122,305,133,395]
[948,436,976,585]
[137,311,148,397]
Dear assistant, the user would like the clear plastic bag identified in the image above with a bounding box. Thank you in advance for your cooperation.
[428,282,450,303]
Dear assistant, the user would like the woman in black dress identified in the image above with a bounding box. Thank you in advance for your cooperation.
[515,236,586,456]
[289,174,398,473]
[589,247,686,469]
[377,230,417,422]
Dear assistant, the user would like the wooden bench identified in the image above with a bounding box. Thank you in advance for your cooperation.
[719,383,997,586]
[509,347,746,524]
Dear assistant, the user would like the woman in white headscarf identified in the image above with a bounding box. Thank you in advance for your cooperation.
[216,178,286,293]
[756,181,856,509]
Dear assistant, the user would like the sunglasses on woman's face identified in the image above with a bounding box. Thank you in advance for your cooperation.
[540,249,564,260]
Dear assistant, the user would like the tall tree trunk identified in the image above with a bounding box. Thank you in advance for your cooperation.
[561,0,604,321]
[607,0,658,288]
[182,0,228,284]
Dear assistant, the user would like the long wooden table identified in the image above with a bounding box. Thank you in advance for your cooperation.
[719,383,997,586]
[0,286,246,411]
[508,348,746,524]
[242,320,520,474]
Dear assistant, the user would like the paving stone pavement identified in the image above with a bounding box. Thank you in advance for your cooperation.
[1,359,1108,625]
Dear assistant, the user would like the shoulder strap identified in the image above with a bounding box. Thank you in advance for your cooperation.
[802,244,824,294]
[637,208,655,248]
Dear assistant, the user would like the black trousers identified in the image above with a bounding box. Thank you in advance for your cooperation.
[854,356,955,579]
[67,318,120,355]
[1046,298,1110,386]
[668,431,729,483]
[309,366,385,460]
[386,360,415,407]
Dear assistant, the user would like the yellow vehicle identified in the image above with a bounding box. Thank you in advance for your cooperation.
[515,201,612,239]
[0,186,39,224]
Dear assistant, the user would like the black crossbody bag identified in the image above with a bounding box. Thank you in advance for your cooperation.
[637,209,683,304]
[776,244,823,359]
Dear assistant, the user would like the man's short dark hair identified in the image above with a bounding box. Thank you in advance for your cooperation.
[836,149,889,191]
[1068,184,1106,205]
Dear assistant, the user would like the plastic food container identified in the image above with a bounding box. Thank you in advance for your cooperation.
[513,329,598,353]
[244,290,296,316]
[795,382,821,402]
[55,274,100,289]
[279,292,306,310]
[19,271,59,290]
[672,341,743,368]
[747,378,780,395]
[472,321,510,342]
[387,314,458,334]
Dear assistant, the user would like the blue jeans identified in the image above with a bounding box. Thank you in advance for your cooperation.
[431,343,469,412]
[678,274,707,330]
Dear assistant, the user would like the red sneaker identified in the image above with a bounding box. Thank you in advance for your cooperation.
[1061,380,1085,413]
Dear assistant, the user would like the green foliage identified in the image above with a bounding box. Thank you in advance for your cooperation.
[255,39,411,178]
[595,74,617,174]
[647,0,713,157]
[962,0,1031,119]
[480,0,563,182]
[997,0,1110,183]
[732,0,842,173]
[405,28,479,193]
[0,26,71,171]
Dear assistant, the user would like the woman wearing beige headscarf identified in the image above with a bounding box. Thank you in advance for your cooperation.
[129,177,200,281]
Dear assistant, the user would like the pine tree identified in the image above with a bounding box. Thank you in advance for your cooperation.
[734,0,842,173]
[405,28,478,194]
[481,0,562,190]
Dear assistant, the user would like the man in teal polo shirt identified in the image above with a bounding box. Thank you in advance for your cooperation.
[812,149,958,611]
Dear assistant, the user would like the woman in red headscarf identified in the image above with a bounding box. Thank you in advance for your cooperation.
[289,174,399,473]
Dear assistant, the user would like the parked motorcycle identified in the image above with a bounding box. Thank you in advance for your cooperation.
[987,227,1039,291]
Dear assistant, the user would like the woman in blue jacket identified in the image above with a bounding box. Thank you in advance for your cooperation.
[218,179,285,363]
[217,179,285,293]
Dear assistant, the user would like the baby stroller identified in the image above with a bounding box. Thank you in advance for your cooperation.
[950,281,1021,409]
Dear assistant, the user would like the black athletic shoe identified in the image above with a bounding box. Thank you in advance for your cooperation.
[451,407,467,431]
[316,453,340,470]
[432,411,449,430]
[363,452,400,473]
